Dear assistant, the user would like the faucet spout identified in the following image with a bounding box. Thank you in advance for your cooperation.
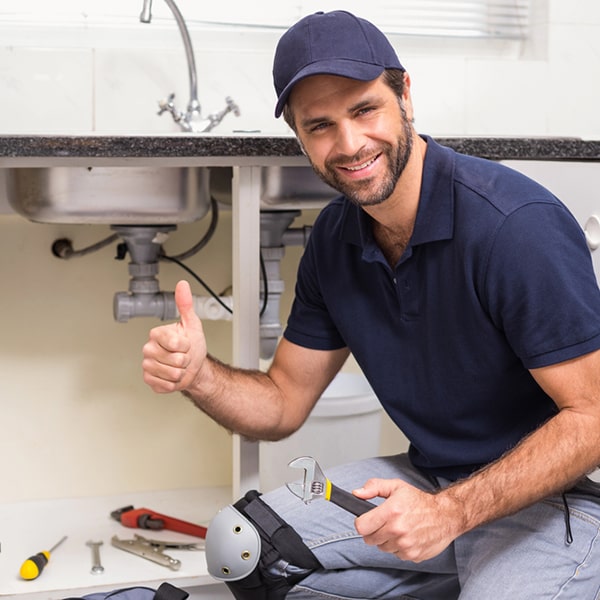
[140,0,238,132]
[139,0,152,24]
[163,0,200,118]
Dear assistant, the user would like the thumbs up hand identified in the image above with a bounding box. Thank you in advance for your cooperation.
[142,280,208,393]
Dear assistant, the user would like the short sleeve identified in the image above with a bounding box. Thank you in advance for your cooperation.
[483,201,600,368]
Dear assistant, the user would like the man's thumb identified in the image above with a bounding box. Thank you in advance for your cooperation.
[175,280,198,329]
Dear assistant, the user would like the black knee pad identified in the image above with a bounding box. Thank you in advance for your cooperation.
[206,490,321,599]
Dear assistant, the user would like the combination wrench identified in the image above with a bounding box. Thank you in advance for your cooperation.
[86,540,104,574]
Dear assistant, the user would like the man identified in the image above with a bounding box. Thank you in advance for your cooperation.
[142,10,600,599]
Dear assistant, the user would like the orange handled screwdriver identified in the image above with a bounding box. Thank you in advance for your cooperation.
[19,536,67,580]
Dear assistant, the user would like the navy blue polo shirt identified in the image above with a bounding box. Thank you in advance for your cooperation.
[284,136,600,480]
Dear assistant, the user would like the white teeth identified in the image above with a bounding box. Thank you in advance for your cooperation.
[344,157,376,171]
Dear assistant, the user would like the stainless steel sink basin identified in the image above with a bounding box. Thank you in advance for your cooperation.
[5,166,211,224]
[260,166,337,208]
[210,166,337,210]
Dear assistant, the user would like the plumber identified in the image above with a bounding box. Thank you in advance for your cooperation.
[142,11,600,599]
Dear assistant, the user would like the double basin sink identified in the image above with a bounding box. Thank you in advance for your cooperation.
[5,165,336,224]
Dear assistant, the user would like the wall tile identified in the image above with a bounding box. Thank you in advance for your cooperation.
[465,59,550,135]
[407,57,468,136]
[549,0,600,25]
[0,47,93,133]
[546,23,600,137]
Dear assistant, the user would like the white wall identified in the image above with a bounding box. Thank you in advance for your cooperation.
[1,0,599,503]
[0,0,599,137]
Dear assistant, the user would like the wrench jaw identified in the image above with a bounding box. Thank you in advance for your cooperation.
[286,456,328,504]
[285,481,309,503]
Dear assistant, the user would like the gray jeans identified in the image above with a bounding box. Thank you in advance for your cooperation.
[262,454,600,599]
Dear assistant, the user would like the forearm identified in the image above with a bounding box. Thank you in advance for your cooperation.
[182,354,292,440]
[143,282,348,440]
[441,408,600,536]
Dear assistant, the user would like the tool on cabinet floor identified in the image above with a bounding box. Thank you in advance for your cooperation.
[287,456,376,516]
[86,540,105,574]
[110,505,207,538]
[19,535,67,580]
[111,534,203,571]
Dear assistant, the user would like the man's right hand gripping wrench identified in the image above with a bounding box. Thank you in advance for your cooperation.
[287,456,376,516]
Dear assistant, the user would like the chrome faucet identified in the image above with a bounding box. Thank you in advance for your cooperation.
[140,0,240,132]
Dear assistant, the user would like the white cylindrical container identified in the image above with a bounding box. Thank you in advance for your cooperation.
[259,372,382,491]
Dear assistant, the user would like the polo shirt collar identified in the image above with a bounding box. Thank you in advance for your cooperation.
[339,135,455,250]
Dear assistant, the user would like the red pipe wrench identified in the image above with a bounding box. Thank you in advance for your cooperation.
[110,505,207,539]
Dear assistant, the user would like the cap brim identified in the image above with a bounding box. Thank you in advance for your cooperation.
[274,59,385,118]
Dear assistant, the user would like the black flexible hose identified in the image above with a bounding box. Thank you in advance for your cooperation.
[166,196,219,261]
[51,233,119,259]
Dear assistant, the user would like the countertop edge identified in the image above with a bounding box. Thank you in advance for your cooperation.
[0,135,599,161]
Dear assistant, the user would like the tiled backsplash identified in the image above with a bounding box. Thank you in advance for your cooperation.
[0,0,599,137]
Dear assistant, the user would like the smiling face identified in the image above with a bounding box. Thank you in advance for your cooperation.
[288,73,415,207]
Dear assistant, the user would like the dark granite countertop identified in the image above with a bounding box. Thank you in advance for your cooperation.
[0,134,599,162]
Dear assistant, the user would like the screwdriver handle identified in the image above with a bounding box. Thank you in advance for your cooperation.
[19,552,49,580]
[19,536,67,580]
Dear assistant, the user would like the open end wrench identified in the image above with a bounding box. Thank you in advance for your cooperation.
[286,456,375,516]
[86,540,104,575]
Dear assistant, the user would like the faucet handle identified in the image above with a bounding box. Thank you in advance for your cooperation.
[225,96,241,117]
[201,97,241,132]
[157,93,189,129]
[158,93,177,116]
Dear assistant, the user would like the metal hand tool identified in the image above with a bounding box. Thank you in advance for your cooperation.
[138,536,203,551]
[86,540,104,574]
[111,534,202,570]
[110,505,207,538]
[19,535,67,580]
[287,456,375,516]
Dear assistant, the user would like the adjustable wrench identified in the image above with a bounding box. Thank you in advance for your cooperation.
[286,456,375,516]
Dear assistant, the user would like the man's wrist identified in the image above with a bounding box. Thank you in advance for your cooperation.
[436,484,471,538]
[182,354,217,401]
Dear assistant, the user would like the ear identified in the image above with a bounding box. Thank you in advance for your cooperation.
[401,72,415,123]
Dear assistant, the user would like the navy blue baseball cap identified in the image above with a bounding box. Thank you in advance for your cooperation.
[273,10,404,118]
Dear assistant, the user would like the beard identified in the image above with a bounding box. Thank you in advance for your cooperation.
[307,113,414,208]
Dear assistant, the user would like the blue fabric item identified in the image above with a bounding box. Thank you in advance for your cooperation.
[69,588,156,600]
[283,136,600,480]
[272,10,403,117]
[65,583,188,600]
